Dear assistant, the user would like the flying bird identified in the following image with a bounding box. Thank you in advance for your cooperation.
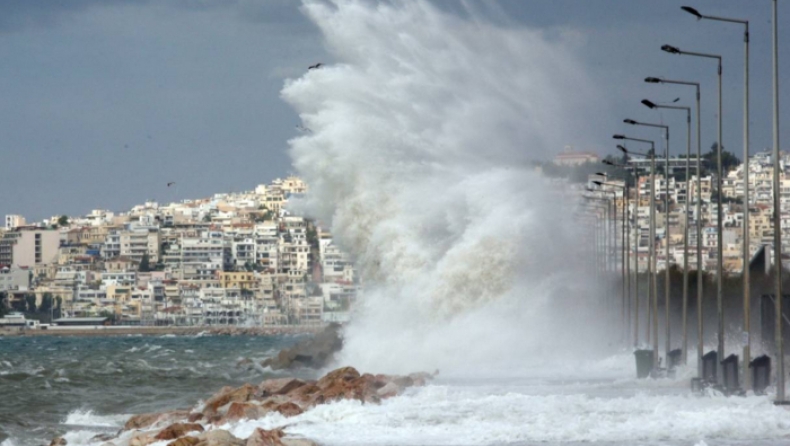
[167,182,176,187]
[672,97,680,103]
[308,63,323,70]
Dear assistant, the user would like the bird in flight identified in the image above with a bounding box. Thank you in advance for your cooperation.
[167,182,176,187]
[308,63,323,70]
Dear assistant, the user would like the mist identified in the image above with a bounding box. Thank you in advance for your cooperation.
[283,0,617,374]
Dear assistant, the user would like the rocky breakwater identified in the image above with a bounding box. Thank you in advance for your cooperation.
[51,366,435,446]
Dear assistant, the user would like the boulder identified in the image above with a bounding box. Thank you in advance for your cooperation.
[49,437,67,446]
[220,402,269,423]
[195,430,244,446]
[260,324,343,370]
[124,411,191,431]
[203,384,258,416]
[258,378,306,396]
[155,423,205,440]
[376,382,401,399]
[273,402,303,417]
[244,428,285,446]
[129,432,154,446]
[316,366,360,389]
[167,437,201,446]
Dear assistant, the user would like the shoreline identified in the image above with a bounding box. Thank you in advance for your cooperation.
[0,324,326,337]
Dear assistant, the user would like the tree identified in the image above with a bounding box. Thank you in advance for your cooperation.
[139,253,151,272]
[25,294,37,313]
[704,142,741,174]
[54,296,63,319]
[0,292,7,318]
[40,293,53,315]
[57,215,69,227]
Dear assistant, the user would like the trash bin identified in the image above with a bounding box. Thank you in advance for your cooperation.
[721,354,739,393]
[667,349,683,369]
[750,355,771,395]
[702,351,718,383]
[634,349,654,379]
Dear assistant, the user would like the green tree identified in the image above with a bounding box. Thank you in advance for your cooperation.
[57,215,69,227]
[54,296,63,319]
[0,292,7,318]
[138,253,151,272]
[25,294,37,313]
[40,293,53,314]
[704,142,741,174]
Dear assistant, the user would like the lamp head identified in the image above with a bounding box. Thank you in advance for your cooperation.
[603,159,614,165]
[624,119,638,125]
[613,134,625,140]
[644,77,662,84]
[616,144,627,153]
[592,181,603,186]
[661,44,681,54]
[681,6,703,19]
[641,99,658,109]
[595,172,608,177]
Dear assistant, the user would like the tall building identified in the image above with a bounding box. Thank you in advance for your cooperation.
[0,228,60,267]
[4,215,26,230]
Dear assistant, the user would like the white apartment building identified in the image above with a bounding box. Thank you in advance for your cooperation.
[5,215,26,230]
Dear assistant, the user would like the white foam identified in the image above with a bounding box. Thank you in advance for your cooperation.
[63,410,130,428]
[222,381,790,445]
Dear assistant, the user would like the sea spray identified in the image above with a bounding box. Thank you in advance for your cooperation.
[284,0,614,374]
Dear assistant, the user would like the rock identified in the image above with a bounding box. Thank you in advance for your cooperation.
[129,432,154,446]
[188,413,204,423]
[203,384,258,416]
[258,378,306,396]
[49,436,67,446]
[155,423,205,440]
[90,434,115,443]
[220,402,269,423]
[167,437,201,446]
[124,411,191,431]
[376,381,401,399]
[260,324,343,370]
[274,402,303,417]
[195,430,244,446]
[245,428,285,446]
[281,440,318,446]
[236,358,254,370]
[317,366,360,389]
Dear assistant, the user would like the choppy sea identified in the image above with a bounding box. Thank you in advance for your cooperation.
[2,335,790,446]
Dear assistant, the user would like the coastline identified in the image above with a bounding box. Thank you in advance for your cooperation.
[0,324,326,337]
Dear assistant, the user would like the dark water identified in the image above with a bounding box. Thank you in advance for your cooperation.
[0,334,306,446]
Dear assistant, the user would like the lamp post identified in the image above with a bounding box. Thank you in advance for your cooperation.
[595,177,628,335]
[625,118,672,362]
[642,99,692,365]
[662,43,725,383]
[610,155,641,347]
[604,159,635,344]
[645,77,704,374]
[681,2,753,391]
[615,137,658,365]
[771,0,785,404]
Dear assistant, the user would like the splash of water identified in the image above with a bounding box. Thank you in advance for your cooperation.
[284,0,611,373]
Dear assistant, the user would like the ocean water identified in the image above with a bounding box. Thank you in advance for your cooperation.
[0,334,304,446]
[2,335,790,446]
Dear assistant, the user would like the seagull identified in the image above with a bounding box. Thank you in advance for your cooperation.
[167,182,176,187]
[308,63,323,70]
[672,97,680,103]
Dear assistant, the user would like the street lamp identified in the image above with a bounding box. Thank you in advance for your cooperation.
[616,137,659,366]
[645,76,705,375]
[624,118,673,363]
[662,43,726,384]
[596,177,629,339]
[771,0,785,404]
[681,3,754,391]
[642,98,692,366]
[608,154,641,347]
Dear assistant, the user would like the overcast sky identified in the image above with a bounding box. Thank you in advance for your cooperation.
[0,0,788,221]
